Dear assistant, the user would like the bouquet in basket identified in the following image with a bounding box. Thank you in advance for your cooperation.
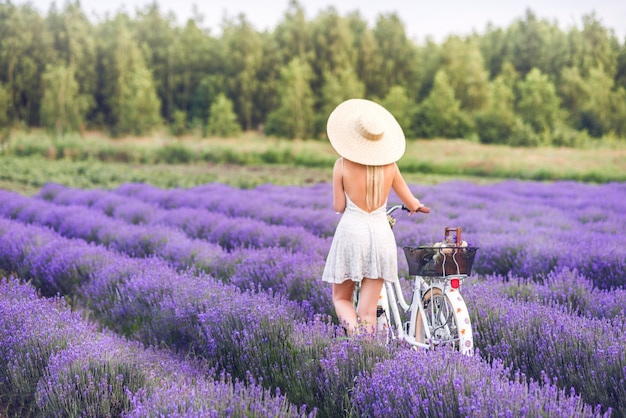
[403,227,478,277]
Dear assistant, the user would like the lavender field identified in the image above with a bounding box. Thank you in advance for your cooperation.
[1,179,625,417]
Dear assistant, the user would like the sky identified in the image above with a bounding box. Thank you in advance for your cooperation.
[16,0,626,43]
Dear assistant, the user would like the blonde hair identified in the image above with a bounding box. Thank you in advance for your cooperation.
[366,165,385,210]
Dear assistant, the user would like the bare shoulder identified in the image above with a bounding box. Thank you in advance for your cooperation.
[333,157,343,173]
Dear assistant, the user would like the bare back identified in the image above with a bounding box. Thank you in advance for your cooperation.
[332,157,423,214]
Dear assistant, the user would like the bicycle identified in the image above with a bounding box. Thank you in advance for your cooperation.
[355,204,478,356]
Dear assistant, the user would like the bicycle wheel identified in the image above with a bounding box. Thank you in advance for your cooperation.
[422,287,474,355]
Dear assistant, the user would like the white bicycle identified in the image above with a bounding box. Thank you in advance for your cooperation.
[359,205,478,356]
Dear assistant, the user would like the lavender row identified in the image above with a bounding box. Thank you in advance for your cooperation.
[34,180,626,290]
[0,217,393,416]
[38,183,331,254]
[1,216,620,415]
[0,189,224,271]
[465,279,626,416]
[0,190,334,316]
[1,271,599,417]
[392,181,626,289]
[351,348,608,417]
[0,277,309,417]
[111,182,341,238]
[478,268,626,319]
[108,180,626,238]
[87,180,626,289]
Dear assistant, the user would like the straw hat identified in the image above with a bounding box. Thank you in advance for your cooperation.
[326,98,406,166]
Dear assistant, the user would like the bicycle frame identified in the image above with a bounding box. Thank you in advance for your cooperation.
[375,205,475,356]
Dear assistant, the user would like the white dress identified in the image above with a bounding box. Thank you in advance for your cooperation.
[322,193,399,284]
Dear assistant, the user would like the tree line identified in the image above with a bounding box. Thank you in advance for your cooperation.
[1,0,625,146]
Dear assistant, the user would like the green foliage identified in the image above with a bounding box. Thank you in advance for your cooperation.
[380,85,416,136]
[550,121,591,147]
[371,13,422,99]
[98,18,161,136]
[440,36,490,111]
[321,67,365,117]
[578,68,626,137]
[570,13,618,78]
[0,3,56,126]
[155,142,194,164]
[475,75,517,144]
[117,66,162,136]
[222,18,266,131]
[475,112,518,145]
[265,58,315,139]
[309,7,357,86]
[516,68,562,134]
[412,71,475,139]
[169,109,187,137]
[46,2,98,100]
[0,82,8,128]
[508,118,543,147]
[40,64,92,136]
[0,3,625,145]
[206,93,241,138]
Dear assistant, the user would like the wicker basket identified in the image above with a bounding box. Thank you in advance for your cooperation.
[403,246,478,277]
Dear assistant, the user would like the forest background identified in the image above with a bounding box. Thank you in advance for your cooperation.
[1,0,625,194]
[1,0,626,143]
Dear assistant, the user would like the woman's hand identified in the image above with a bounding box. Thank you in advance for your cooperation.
[409,202,430,215]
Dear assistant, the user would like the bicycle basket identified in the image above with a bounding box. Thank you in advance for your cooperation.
[403,246,478,276]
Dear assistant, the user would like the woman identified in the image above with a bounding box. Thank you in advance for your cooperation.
[322,98,430,337]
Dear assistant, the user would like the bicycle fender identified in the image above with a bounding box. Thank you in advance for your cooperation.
[445,286,474,356]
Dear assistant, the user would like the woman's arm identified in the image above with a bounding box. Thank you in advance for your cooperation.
[332,158,346,213]
[391,164,428,213]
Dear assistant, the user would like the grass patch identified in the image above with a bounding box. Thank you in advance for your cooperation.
[1,130,625,194]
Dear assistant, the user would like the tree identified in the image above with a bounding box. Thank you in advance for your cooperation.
[559,66,589,128]
[134,3,178,122]
[516,68,562,134]
[318,66,365,136]
[567,13,618,78]
[440,36,490,112]
[171,20,217,121]
[412,70,474,139]
[0,3,55,126]
[380,85,415,137]
[320,67,365,117]
[45,2,97,114]
[0,83,8,128]
[265,57,314,139]
[97,16,161,136]
[579,67,625,137]
[475,76,519,144]
[478,23,507,78]
[118,65,162,135]
[0,82,8,150]
[501,9,569,81]
[372,13,422,99]
[221,15,264,131]
[616,41,626,90]
[206,93,241,137]
[273,0,311,63]
[345,11,381,98]
[308,6,357,98]
[40,64,91,136]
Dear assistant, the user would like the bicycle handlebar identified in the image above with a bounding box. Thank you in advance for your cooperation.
[387,204,431,216]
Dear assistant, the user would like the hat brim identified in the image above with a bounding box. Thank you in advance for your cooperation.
[326,99,406,166]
